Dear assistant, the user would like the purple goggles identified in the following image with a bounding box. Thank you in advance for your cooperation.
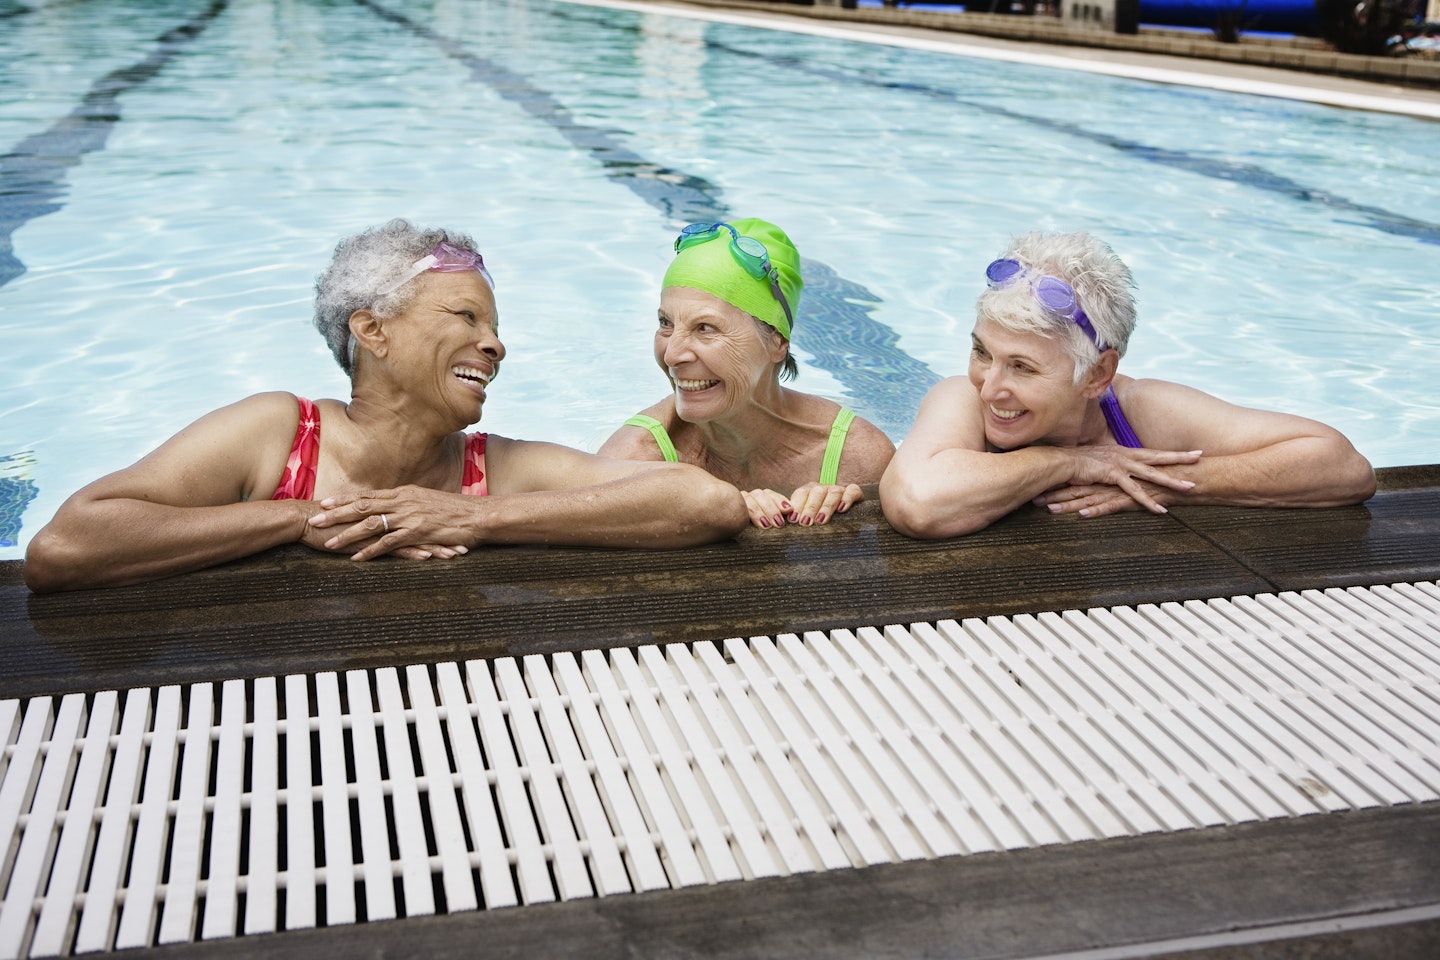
[380,241,494,296]
[985,258,1104,349]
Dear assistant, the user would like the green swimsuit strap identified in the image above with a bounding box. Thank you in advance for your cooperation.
[624,414,679,463]
[819,407,856,486]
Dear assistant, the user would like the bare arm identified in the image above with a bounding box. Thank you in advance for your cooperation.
[880,378,1199,539]
[1036,380,1375,516]
[309,436,748,557]
[23,393,317,592]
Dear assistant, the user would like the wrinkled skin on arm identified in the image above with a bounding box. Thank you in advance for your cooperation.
[306,435,748,559]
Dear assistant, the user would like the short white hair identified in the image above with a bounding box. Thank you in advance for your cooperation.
[975,231,1136,382]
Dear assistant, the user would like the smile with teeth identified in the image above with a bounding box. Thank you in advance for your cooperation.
[989,405,1026,421]
[675,378,718,392]
[452,365,492,387]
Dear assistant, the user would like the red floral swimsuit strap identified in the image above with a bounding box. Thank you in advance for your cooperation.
[271,397,321,501]
[462,433,488,497]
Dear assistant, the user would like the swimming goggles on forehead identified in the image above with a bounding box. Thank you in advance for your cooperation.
[985,258,1105,350]
[379,241,494,297]
[675,222,794,332]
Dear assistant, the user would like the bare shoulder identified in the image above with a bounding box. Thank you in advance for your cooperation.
[898,376,984,452]
[596,396,677,461]
[835,412,895,483]
[82,391,308,506]
[1119,377,1350,453]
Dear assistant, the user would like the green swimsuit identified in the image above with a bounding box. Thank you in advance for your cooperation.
[623,408,857,485]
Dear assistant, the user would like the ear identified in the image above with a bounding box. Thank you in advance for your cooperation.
[348,309,388,364]
[1080,348,1119,399]
[764,326,790,365]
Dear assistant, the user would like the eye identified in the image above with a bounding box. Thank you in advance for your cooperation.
[970,342,989,361]
[456,310,477,324]
[657,317,672,330]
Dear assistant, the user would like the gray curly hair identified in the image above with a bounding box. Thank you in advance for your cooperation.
[313,218,482,377]
[975,231,1136,383]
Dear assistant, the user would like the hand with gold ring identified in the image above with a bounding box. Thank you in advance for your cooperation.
[307,486,474,561]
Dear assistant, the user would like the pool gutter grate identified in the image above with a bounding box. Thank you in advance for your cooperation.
[0,581,1437,957]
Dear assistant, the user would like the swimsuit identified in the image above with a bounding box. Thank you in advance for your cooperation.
[623,407,857,486]
[271,396,488,499]
[1100,386,1143,449]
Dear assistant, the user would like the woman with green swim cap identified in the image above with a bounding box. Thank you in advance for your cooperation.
[599,218,894,528]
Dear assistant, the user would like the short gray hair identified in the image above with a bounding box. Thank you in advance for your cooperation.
[313,219,481,377]
[975,231,1136,382]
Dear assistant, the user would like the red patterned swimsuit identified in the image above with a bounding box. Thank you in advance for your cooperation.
[270,397,488,500]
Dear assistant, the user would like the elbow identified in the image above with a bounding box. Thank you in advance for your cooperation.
[1345,456,1377,505]
[676,471,748,544]
[22,528,80,593]
[879,470,986,540]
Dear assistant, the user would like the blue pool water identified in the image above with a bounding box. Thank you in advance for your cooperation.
[2,0,1438,560]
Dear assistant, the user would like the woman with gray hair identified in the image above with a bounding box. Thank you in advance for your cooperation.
[25,219,746,591]
[881,231,1375,539]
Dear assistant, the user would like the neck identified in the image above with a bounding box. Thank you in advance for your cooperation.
[338,384,467,489]
[689,386,822,484]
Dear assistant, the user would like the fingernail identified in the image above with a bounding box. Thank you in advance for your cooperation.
[1183,480,1196,488]
[801,516,812,526]
[310,513,327,524]
[818,512,829,524]
[454,546,468,555]
[781,501,792,511]
[759,517,770,528]
[320,498,335,508]
[1048,504,1063,513]
[773,515,785,527]
[1078,509,1091,518]
[325,536,340,548]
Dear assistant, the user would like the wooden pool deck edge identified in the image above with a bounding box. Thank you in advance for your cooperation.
[1,466,1437,959]
[2,464,1437,701]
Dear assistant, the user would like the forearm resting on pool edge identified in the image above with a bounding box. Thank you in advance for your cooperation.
[22,496,320,593]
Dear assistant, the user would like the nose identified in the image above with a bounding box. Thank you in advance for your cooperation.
[661,329,693,369]
[479,323,505,364]
[977,363,1010,403]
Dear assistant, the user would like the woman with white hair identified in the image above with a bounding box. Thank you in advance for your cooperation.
[25,219,746,591]
[881,231,1375,539]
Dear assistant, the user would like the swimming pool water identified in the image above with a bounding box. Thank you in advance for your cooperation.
[2,0,1438,559]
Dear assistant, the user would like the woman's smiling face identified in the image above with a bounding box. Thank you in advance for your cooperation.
[967,315,1090,449]
[385,270,504,423]
[654,286,783,423]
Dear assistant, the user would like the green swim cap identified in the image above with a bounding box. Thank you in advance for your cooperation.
[663,218,803,339]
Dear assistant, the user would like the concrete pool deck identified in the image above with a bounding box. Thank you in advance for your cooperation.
[1,465,1438,958]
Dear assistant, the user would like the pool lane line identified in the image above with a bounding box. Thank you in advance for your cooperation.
[355,0,942,438]
[555,1,1440,248]
[0,0,232,289]
[571,0,1440,122]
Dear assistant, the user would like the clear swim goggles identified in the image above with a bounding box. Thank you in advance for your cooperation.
[379,241,494,296]
[985,258,1105,349]
[675,222,794,332]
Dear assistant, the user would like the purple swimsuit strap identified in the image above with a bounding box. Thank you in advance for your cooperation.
[1100,386,1143,449]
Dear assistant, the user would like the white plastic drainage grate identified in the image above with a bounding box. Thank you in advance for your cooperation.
[1,581,1438,957]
